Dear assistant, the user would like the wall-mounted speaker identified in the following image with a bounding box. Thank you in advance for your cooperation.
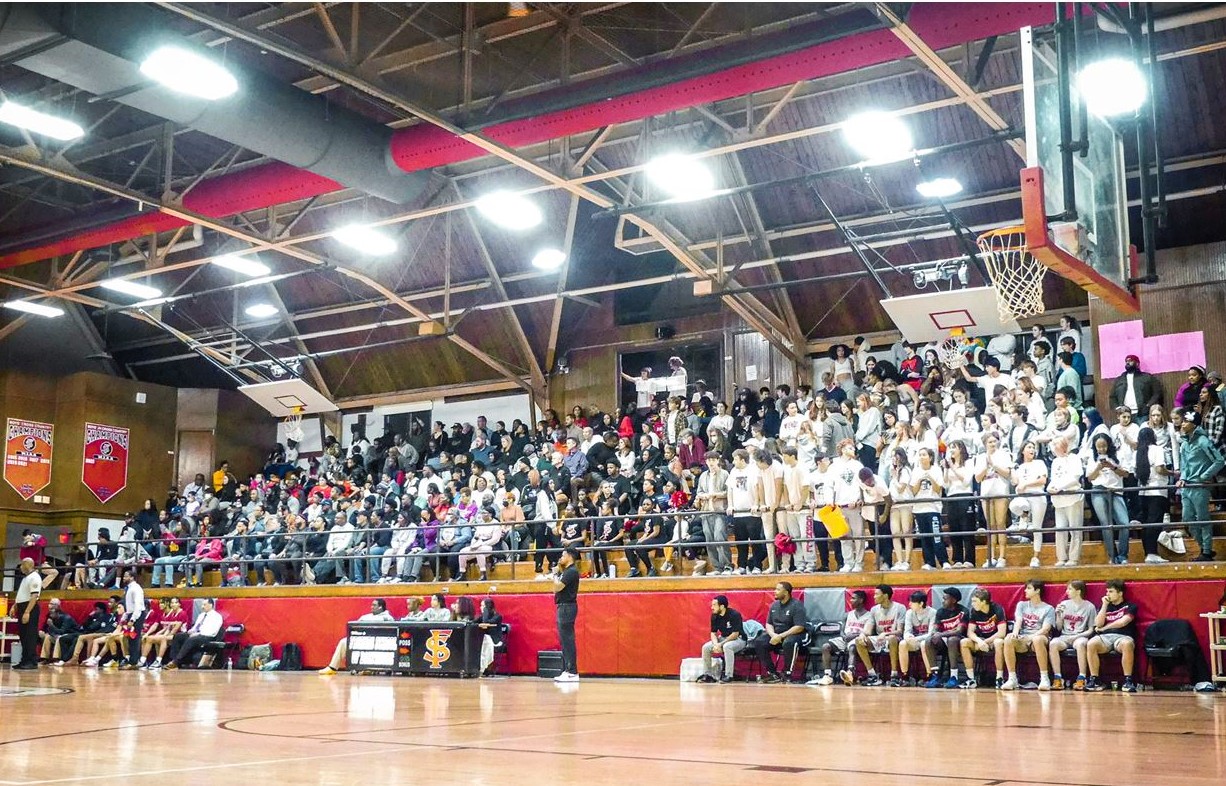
[655,325,676,340]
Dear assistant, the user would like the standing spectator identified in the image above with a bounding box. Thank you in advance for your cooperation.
[975,434,1014,568]
[1134,427,1171,563]
[1176,365,1208,409]
[943,441,977,568]
[551,546,581,683]
[831,439,866,573]
[697,595,746,683]
[1109,354,1162,415]
[727,450,764,574]
[1177,409,1225,561]
[120,569,146,669]
[910,448,948,570]
[1086,433,1133,565]
[695,454,732,575]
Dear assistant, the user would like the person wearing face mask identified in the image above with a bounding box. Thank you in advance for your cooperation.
[1109,354,1162,417]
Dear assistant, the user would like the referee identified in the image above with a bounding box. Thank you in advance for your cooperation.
[551,546,581,683]
[13,558,43,670]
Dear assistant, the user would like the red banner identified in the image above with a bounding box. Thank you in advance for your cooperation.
[4,418,53,500]
[82,422,129,504]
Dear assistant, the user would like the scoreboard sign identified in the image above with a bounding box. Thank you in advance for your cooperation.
[4,418,53,500]
[81,422,130,504]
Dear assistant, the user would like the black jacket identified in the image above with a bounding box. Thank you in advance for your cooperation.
[1143,619,1209,683]
[1109,371,1163,412]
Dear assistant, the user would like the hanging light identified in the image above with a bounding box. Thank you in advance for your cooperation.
[244,303,279,318]
[916,177,963,199]
[0,101,84,141]
[4,300,64,318]
[100,279,162,299]
[475,191,543,230]
[843,111,913,165]
[331,224,398,256]
[211,254,271,277]
[532,248,566,271]
[645,153,716,201]
[1078,58,1146,118]
[139,45,238,100]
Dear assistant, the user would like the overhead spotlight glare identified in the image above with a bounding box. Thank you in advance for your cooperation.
[139,45,238,100]
[331,224,398,256]
[1078,58,1146,118]
[244,303,279,319]
[0,101,84,141]
[916,177,963,199]
[475,191,543,230]
[532,248,566,271]
[4,300,64,318]
[645,153,716,201]
[100,278,162,300]
[212,254,270,277]
[843,111,914,165]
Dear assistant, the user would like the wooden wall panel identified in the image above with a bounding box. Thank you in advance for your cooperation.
[214,389,277,479]
[1091,241,1226,413]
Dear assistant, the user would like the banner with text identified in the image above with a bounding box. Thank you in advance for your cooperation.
[82,422,129,504]
[4,418,53,500]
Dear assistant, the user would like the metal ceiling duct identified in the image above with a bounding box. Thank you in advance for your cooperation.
[0,2,1063,270]
[0,2,425,204]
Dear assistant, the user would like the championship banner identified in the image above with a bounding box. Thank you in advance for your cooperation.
[4,418,53,500]
[82,422,129,503]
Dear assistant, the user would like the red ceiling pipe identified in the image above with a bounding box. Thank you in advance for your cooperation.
[0,3,1055,271]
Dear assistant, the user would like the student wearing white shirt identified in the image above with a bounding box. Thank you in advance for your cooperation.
[778,400,805,447]
[621,367,656,414]
[708,402,734,436]
[753,450,785,574]
[727,450,764,574]
[1046,436,1086,566]
[1086,433,1133,565]
[886,449,914,571]
[120,569,147,669]
[858,467,891,571]
[899,591,938,683]
[910,448,949,569]
[830,439,866,572]
[1011,441,1049,569]
[975,433,1013,568]
[943,441,977,568]
[809,453,842,572]
[1134,426,1171,563]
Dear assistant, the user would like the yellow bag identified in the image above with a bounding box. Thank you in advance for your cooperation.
[817,505,849,539]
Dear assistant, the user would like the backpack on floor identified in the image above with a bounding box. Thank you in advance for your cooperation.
[278,642,303,671]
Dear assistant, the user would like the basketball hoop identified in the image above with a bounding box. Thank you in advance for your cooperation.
[976,226,1048,321]
[283,407,305,443]
[937,328,969,369]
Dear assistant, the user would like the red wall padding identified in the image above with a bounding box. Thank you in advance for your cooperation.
[58,578,1224,677]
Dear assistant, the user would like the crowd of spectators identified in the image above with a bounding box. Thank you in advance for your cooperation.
[37,316,1226,589]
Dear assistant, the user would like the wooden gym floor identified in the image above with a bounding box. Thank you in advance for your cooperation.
[1,669,1224,785]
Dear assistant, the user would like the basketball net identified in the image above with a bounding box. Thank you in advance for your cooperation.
[283,406,305,443]
[937,328,969,369]
[976,226,1048,321]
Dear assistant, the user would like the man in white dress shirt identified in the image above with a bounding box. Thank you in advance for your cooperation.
[163,599,224,669]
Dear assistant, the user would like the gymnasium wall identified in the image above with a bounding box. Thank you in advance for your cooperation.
[60,579,1225,677]
[1092,240,1226,411]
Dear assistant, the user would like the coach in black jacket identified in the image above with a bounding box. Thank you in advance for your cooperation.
[1108,354,1163,415]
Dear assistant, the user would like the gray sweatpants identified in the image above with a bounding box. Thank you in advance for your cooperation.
[702,638,747,678]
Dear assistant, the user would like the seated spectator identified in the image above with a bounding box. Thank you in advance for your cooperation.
[186,530,224,588]
[38,598,79,664]
[19,529,60,591]
[698,594,746,684]
[140,597,188,670]
[401,598,425,621]
[422,593,453,622]
[163,599,224,670]
[750,581,808,683]
[930,588,969,688]
[811,589,872,686]
[1085,578,1139,693]
[1048,579,1097,691]
[317,599,396,675]
[62,599,117,666]
[958,589,1007,689]
[999,579,1055,690]
[457,507,503,582]
[849,584,905,686]
[899,591,937,684]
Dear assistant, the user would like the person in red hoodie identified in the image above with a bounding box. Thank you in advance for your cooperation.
[187,531,224,588]
[18,529,60,590]
[900,343,925,392]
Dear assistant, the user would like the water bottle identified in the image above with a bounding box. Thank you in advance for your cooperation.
[226,656,232,672]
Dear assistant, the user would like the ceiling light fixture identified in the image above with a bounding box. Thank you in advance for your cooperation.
[244,303,279,319]
[100,278,162,299]
[4,300,64,318]
[1078,58,1146,118]
[843,111,914,165]
[532,248,566,271]
[212,254,270,277]
[139,45,238,100]
[331,224,398,256]
[475,191,543,230]
[645,153,717,201]
[0,101,84,141]
[916,177,964,199]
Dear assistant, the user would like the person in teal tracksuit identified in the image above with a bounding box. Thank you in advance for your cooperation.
[1177,409,1225,561]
